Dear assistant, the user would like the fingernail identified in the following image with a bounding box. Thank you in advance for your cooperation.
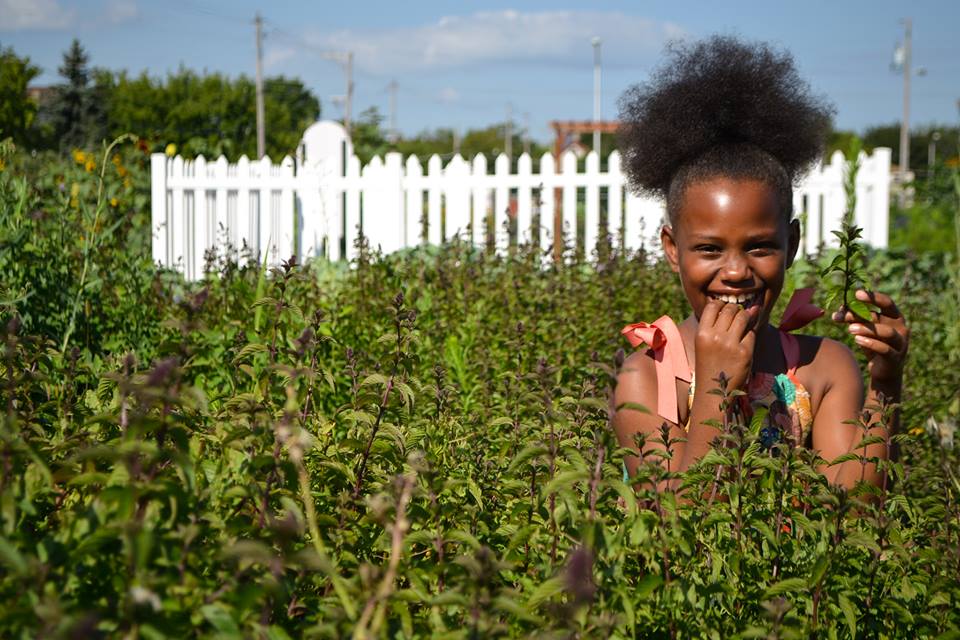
[854,336,868,345]
[849,324,863,333]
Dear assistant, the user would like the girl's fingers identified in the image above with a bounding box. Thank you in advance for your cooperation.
[855,289,902,319]
[700,299,721,327]
[848,322,905,351]
[729,305,751,337]
[852,334,896,355]
[714,301,739,331]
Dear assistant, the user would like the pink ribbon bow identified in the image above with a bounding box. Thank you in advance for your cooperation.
[620,315,691,425]
[779,287,823,332]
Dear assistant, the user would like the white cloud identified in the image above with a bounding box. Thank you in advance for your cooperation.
[297,10,687,74]
[264,45,296,71]
[437,87,460,103]
[0,0,75,30]
[104,0,137,24]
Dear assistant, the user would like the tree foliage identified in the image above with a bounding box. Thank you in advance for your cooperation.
[92,67,320,160]
[0,44,40,146]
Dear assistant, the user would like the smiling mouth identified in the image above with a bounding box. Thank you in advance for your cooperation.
[709,291,763,307]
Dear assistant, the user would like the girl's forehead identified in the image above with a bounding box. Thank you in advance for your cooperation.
[676,178,785,235]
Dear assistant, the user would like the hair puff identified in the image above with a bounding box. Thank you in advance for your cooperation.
[617,36,834,204]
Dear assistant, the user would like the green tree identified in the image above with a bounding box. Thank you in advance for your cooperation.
[0,44,41,145]
[348,106,390,164]
[47,39,106,152]
[864,123,960,175]
[97,68,319,160]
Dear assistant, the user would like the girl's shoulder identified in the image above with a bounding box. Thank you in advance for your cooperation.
[792,333,863,409]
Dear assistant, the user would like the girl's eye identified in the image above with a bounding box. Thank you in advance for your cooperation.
[749,243,779,255]
[696,245,720,253]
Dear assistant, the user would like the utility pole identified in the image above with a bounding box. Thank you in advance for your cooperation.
[592,37,602,155]
[928,131,940,182]
[898,18,912,186]
[344,51,354,135]
[505,103,513,161]
[523,112,531,156]
[254,12,266,158]
[319,51,354,135]
[452,129,460,155]
[387,79,398,143]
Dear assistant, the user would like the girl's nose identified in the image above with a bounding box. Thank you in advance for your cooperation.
[721,253,752,283]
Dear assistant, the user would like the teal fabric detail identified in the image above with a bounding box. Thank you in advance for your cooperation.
[773,373,796,405]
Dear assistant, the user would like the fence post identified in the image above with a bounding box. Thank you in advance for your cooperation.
[444,154,471,242]
[170,155,185,273]
[538,152,555,255]
[516,153,532,245]
[585,150,600,257]
[150,153,168,268]
[279,156,295,263]
[607,150,623,251]
[470,154,488,249]
[343,154,361,261]
[427,155,443,246]
[494,153,510,252]
[561,151,578,257]
[404,155,423,249]
[194,155,208,278]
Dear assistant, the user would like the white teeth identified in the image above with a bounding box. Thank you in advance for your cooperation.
[711,292,761,305]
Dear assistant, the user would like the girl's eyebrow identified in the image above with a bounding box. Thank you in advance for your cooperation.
[688,232,780,243]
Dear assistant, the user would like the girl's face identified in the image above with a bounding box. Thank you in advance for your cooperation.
[661,177,800,332]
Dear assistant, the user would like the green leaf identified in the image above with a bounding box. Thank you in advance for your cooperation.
[764,577,808,598]
[847,298,873,321]
[838,593,857,639]
[635,573,663,599]
[0,537,28,575]
[527,576,566,608]
[201,603,240,636]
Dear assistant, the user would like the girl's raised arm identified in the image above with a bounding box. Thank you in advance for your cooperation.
[814,289,909,489]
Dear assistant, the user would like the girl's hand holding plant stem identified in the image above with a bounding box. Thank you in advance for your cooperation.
[832,289,909,396]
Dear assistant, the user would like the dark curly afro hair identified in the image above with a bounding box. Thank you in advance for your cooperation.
[617,36,834,223]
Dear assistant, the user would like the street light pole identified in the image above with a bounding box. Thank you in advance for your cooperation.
[592,37,602,155]
[928,131,940,182]
[254,12,266,158]
[899,18,912,185]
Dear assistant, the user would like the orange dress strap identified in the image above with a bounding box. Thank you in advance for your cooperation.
[620,316,691,424]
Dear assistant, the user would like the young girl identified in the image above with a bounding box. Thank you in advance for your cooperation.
[612,37,909,490]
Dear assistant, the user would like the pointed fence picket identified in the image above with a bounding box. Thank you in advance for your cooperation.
[151,135,891,280]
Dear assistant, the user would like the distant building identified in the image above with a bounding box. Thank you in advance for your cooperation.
[26,85,55,104]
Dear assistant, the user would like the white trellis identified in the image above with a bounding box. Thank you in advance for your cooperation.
[150,121,891,279]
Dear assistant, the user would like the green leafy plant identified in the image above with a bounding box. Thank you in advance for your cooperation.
[821,137,873,320]
[0,140,958,637]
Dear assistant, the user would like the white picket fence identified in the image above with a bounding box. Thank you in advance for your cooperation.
[151,121,891,279]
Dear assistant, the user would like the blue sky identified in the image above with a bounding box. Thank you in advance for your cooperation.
[2,0,958,143]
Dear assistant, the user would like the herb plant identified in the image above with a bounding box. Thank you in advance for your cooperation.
[0,140,958,637]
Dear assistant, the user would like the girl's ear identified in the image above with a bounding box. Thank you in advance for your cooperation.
[661,225,680,273]
[786,218,801,268]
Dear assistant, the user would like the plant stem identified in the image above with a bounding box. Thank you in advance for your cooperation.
[60,134,135,355]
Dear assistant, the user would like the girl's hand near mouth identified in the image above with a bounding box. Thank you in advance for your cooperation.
[694,299,757,392]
